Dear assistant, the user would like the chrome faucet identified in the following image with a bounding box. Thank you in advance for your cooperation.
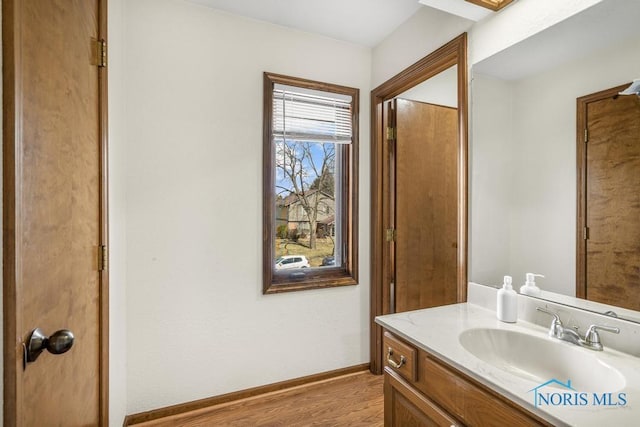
[536,307,581,344]
[536,307,620,351]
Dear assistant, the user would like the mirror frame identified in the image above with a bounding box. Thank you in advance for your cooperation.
[369,33,468,374]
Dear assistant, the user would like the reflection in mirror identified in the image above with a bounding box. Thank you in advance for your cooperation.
[470,0,640,322]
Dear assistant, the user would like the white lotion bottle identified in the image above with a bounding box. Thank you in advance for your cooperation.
[497,275,518,323]
[520,273,544,297]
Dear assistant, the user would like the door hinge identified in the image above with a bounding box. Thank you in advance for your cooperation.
[386,126,396,141]
[385,228,396,242]
[92,38,107,68]
[98,245,108,271]
[583,227,590,240]
[584,128,588,143]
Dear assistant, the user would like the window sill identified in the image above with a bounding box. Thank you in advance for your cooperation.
[264,270,358,294]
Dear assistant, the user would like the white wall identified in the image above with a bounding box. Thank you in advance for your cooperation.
[371,7,472,88]
[470,34,640,295]
[398,66,458,108]
[108,0,128,424]
[123,0,371,414]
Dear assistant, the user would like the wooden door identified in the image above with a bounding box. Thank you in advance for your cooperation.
[388,98,459,313]
[3,1,108,425]
[578,87,640,310]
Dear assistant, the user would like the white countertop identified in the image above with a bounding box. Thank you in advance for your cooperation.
[375,303,640,426]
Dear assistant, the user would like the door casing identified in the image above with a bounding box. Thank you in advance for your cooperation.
[369,34,468,375]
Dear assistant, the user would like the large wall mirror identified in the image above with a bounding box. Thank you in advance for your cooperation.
[470,0,640,322]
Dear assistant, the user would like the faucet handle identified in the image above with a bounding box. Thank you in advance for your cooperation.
[583,325,620,351]
[536,307,561,323]
[536,307,563,338]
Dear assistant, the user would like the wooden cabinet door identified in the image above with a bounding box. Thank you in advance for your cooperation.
[3,0,108,425]
[384,368,460,427]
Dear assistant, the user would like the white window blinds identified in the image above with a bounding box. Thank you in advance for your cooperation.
[273,84,353,144]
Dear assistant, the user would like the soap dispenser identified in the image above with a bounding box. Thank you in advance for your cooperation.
[520,273,544,297]
[497,275,517,323]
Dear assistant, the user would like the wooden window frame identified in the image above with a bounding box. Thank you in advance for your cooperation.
[262,72,359,294]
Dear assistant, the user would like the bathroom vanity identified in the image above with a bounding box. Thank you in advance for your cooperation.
[376,302,640,426]
[382,330,549,426]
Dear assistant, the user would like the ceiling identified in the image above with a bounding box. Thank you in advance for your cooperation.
[186,0,503,47]
[187,0,424,47]
[473,0,640,80]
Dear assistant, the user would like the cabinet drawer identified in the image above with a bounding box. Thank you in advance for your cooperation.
[416,353,548,427]
[383,332,417,382]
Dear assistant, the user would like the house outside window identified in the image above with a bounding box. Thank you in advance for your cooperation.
[263,72,359,293]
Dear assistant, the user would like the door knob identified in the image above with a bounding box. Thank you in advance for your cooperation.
[24,328,75,367]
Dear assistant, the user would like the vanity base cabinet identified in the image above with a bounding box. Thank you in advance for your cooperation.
[383,332,552,427]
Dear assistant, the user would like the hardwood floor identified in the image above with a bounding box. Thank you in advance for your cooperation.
[133,372,384,426]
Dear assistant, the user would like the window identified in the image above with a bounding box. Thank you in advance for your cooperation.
[263,72,359,293]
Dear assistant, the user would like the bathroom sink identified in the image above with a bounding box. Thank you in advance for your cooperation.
[459,328,626,392]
